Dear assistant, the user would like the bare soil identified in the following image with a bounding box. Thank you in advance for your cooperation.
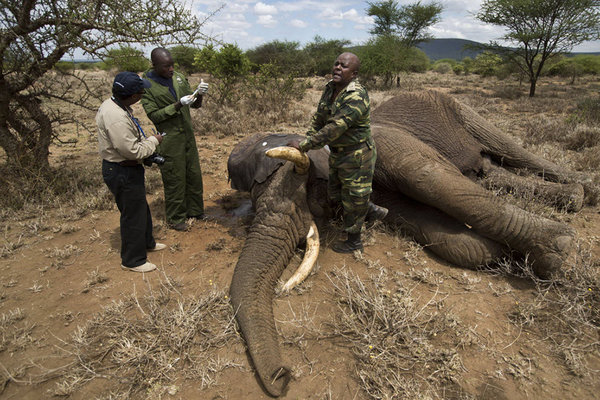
[0,72,599,399]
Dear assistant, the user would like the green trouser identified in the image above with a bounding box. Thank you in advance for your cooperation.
[157,129,204,225]
[328,144,376,234]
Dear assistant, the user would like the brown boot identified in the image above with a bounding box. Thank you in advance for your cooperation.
[332,233,363,253]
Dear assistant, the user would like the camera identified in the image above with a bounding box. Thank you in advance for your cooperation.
[143,153,165,166]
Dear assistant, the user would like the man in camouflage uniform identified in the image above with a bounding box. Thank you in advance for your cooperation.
[288,52,388,253]
[141,48,209,231]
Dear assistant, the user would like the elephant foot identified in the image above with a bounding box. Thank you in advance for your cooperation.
[528,226,576,280]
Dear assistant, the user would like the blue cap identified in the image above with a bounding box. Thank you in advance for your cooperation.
[112,72,151,97]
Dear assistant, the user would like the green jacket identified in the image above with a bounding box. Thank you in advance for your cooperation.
[141,70,195,136]
[299,79,371,152]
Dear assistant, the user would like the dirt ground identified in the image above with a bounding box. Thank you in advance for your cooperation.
[1,72,599,399]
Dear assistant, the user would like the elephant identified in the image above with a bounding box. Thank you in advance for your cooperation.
[227,90,590,397]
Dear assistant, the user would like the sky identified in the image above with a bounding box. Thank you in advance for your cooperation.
[192,0,600,53]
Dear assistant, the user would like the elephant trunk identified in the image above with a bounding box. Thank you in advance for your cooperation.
[229,164,312,397]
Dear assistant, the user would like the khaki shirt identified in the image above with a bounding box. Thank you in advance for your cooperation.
[97,98,159,163]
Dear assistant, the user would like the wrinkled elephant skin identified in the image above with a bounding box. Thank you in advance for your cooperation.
[226,90,587,396]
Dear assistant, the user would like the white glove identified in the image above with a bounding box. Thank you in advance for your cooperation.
[197,79,209,95]
[180,94,196,106]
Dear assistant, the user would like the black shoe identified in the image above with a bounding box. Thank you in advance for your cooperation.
[365,202,388,222]
[332,233,363,253]
[170,222,188,231]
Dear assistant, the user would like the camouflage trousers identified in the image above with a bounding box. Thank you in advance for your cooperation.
[328,142,376,234]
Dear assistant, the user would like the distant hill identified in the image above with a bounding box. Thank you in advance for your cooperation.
[416,38,600,61]
[416,38,484,61]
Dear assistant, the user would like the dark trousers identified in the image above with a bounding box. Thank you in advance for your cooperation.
[102,160,156,267]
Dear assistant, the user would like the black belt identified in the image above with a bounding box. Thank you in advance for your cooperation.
[329,141,368,153]
[118,160,140,167]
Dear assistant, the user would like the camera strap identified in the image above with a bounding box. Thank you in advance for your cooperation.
[111,96,147,139]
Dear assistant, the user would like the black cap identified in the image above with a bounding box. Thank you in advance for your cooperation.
[112,72,151,97]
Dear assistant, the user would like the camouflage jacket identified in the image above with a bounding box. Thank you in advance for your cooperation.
[299,79,371,152]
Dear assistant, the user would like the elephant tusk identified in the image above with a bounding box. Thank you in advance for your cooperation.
[266,146,310,175]
[280,221,319,293]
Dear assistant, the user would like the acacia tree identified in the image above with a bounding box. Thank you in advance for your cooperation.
[367,0,443,46]
[477,0,600,97]
[396,0,443,47]
[367,0,402,36]
[358,35,429,88]
[303,36,351,76]
[245,40,307,75]
[0,0,216,171]
[194,44,251,106]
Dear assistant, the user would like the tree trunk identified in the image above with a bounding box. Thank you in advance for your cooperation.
[0,93,52,171]
[529,78,536,97]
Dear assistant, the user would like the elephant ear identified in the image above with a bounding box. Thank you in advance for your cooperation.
[228,133,329,192]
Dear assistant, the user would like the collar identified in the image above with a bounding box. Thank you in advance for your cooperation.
[326,79,358,92]
[147,70,173,87]
[111,96,132,112]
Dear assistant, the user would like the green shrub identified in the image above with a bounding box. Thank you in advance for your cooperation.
[452,64,464,75]
[102,46,149,72]
[432,58,457,68]
[570,55,600,75]
[546,55,600,83]
[460,56,474,75]
[54,61,75,73]
[303,35,351,76]
[169,45,200,74]
[358,36,429,88]
[75,62,98,70]
[194,44,251,106]
[246,40,308,75]
[246,63,306,115]
[472,51,503,77]
[432,62,452,74]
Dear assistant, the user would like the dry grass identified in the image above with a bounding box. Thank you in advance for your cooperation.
[518,239,599,378]
[0,162,113,217]
[3,274,242,398]
[326,267,469,399]
[1,71,600,398]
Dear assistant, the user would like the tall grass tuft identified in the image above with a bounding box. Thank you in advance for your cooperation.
[193,71,309,137]
[26,276,242,397]
[326,267,468,399]
[0,161,112,213]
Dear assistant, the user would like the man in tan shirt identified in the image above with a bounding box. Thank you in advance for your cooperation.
[97,72,167,273]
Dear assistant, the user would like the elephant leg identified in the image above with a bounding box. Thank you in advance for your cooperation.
[372,190,510,268]
[480,157,584,212]
[373,126,575,279]
[229,164,313,397]
[457,102,572,180]
[457,101,596,200]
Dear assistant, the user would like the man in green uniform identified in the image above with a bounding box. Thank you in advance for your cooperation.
[288,52,388,253]
[141,47,209,231]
